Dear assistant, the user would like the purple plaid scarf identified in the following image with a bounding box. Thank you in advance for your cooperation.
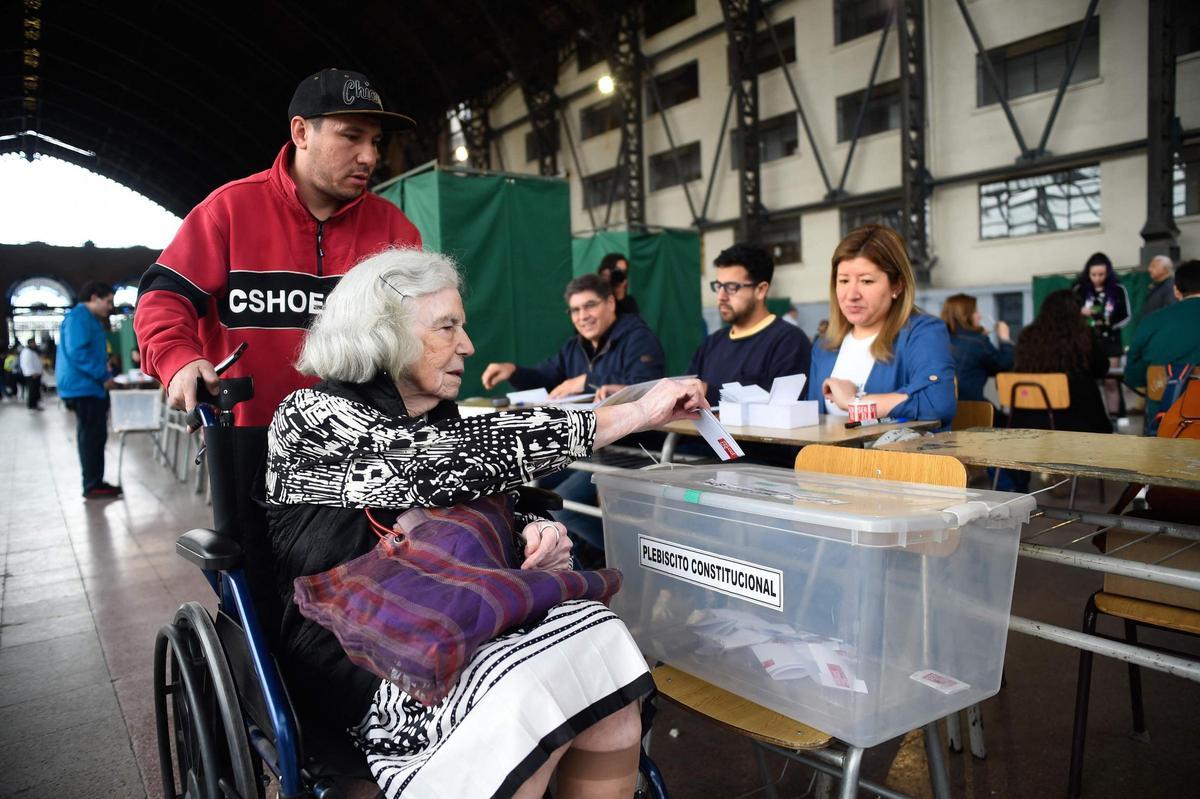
[293,495,623,706]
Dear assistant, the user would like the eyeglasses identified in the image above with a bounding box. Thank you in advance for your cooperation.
[709,280,760,295]
[568,299,604,317]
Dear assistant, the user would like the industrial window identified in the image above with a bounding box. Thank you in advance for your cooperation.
[730,112,800,169]
[840,198,903,236]
[583,168,627,209]
[834,0,891,45]
[1177,3,1200,56]
[836,79,901,142]
[580,98,621,139]
[577,36,603,71]
[977,18,1099,107]
[979,164,1101,239]
[647,61,699,114]
[761,214,802,265]
[728,19,796,80]
[649,142,702,192]
[645,0,696,38]
[1174,145,1200,218]
[524,126,560,163]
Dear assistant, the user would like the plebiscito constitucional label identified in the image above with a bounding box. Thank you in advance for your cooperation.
[638,534,783,611]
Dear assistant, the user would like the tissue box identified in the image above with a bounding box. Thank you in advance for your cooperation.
[720,400,818,429]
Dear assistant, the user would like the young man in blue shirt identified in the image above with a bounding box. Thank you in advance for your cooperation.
[57,281,120,499]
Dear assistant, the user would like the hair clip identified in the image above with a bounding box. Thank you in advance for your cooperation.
[379,276,411,301]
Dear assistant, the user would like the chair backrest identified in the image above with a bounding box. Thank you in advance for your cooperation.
[951,400,994,431]
[995,372,1070,410]
[794,444,966,488]
[1146,365,1168,402]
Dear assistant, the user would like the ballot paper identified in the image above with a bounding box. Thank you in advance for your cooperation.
[593,375,697,408]
[506,387,549,405]
[694,408,745,460]
[910,669,971,695]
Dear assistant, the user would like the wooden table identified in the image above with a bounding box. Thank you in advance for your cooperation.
[878,427,1200,491]
[659,414,939,456]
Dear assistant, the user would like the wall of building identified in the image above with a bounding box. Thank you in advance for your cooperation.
[484,0,1196,324]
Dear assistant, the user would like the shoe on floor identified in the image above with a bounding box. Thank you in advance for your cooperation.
[83,483,123,499]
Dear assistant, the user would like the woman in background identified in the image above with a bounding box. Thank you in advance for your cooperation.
[941,293,1013,403]
[1073,252,1130,417]
[807,225,956,429]
[1012,289,1111,434]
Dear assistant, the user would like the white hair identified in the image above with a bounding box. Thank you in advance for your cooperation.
[1149,254,1174,274]
[297,248,462,382]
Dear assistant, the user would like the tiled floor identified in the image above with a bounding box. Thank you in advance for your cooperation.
[1,397,1197,798]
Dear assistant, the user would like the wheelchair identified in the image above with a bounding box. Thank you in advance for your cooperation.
[152,374,669,799]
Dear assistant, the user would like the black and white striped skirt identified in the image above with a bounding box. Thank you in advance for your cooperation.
[351,600,653,798]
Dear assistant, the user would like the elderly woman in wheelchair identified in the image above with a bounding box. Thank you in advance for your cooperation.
[261,248,705,798]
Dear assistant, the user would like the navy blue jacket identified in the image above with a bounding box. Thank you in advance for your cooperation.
[949,329,1013,402]
[808,313,957,428]
[687,316,812,406]
[509,313,665,390]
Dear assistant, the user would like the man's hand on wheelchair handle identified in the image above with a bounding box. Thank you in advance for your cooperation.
[168,359,220,413]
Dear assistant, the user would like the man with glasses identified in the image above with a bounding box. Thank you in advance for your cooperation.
[481,273,664,398]
[688,243,811,405]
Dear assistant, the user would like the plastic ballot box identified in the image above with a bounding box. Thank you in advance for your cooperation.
[595,465,1035,747]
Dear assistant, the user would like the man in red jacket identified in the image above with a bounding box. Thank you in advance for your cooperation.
[135,68,422,427]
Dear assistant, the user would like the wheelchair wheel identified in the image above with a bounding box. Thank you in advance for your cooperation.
[154,602,259,799]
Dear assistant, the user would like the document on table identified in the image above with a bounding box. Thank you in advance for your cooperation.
[593,375,697,408]
[506,387,595,407]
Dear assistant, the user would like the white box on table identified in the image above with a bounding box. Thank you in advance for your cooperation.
[595,465,1035,747]
[718,374,813,429]
[110,389,163,431]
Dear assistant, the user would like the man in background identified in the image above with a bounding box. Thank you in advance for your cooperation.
[18,337,44,411]
[688,243,812,406]
[57,282,119,499]
[481,273,664,398]
[1125,259,1200,425]
[1140,254,1177,321]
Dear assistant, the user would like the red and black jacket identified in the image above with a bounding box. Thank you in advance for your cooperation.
[135,142,421,426]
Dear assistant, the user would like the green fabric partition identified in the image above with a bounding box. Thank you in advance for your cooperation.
[571,229,704,378]
[377,168,575,397]
[1031,270,1151,348]
[765,297,793,318]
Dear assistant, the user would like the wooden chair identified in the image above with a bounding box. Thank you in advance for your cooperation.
[651,448,964,799]
[995,372,1070,429]
[1068,591,1200,798]
[951,400,994,431]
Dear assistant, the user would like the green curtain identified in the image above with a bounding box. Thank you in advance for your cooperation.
[1031,270,1151,348]
[377,169,575,397]
[571,229,704,377]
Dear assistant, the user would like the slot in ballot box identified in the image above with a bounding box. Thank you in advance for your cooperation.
[595,465,1035,747]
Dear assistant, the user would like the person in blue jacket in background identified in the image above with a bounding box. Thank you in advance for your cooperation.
[807,225,957,429]
[481,272,664,398]
[57,281,121,499]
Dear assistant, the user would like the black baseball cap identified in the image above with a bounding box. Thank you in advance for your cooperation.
[288,68,416,130]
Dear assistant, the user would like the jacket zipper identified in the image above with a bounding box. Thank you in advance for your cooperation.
[316,220,325,276]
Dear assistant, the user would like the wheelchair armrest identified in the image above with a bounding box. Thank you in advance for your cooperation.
[515,485,563,514]
[177,528,244,571]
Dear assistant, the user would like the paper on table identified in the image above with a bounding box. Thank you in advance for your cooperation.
[546,392,595,404]
[506,387,549,405]
[720,381,769,402]
[694,408,745,460]
[593,375,698,408]
[768,373,808,404]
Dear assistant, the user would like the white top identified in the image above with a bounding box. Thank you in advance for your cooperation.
[826,333,877,416]
[18,347,43,376]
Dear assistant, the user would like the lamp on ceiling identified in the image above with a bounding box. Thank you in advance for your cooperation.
[597,74,615,95]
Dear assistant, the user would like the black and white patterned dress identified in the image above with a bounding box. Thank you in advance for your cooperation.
[265,375,653,798]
